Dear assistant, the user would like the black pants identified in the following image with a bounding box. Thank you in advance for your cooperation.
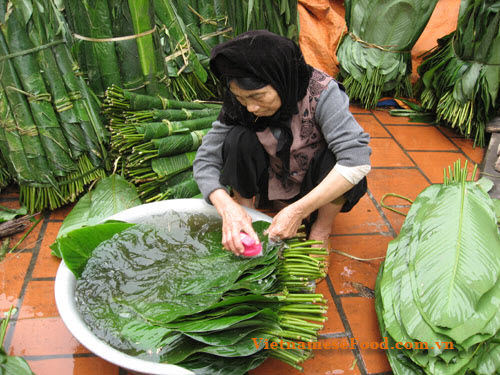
[220,127,367,230]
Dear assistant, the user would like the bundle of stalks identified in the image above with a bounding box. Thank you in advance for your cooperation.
[0,1,108,212]
[417,0,500,147]
[104,86,221,202]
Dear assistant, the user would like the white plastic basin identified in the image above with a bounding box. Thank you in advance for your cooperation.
[54,199,272,375]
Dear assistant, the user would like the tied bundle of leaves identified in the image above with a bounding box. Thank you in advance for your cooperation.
[336,0,438,109]
[104,86,221,202]
[0,0,108,212]
[224,0,299,42]
[153,0,221,101]
[375,160,500,374]
[0,156,11,189]
[0,307,34,374]
[64,0,169,97]
[54,214,328,374]
[417,0,500,147]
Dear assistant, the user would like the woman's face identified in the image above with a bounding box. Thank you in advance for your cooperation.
[229,81,282,117]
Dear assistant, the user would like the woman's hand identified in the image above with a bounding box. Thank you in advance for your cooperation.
[209,189,260,255]
[266,203,304,241]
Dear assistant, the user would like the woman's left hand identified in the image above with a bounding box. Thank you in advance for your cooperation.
[266,203,304,241]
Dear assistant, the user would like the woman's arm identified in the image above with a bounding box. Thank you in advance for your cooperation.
[267,168,354,239]
[267,80,371,240]
[194,121,260,255]
[193,120,232,202]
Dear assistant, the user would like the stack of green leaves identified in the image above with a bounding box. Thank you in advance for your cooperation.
[375,160,500,374]
[53,217,329,374]
[0,0,108,212]
[224,0,299,42]
[336,0,438,109]
[153,0,221,101]
[0,156,11,190]
[104,85,221,202]
[64,0,169,97]
[417,0,500,147]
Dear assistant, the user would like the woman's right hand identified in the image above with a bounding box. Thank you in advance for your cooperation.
[209,189,260,255]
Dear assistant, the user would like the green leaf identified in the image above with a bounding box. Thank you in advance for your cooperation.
[494,199,500,222]
[55,175,141,240]
[477,177,494,193]
[409,182,500,329]
[0,355,34,375]
[0,205,27,223]
[53,221,136,277]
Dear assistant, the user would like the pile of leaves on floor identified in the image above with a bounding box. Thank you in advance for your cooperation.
[375,160,500,374]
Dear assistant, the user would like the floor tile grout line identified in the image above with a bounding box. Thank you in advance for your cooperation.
[366,190,398,239]
[325,275,368,375]
[4,213,49,351]
[370,112,435,186]
[435,126,486,166]
[374,108,486,182]
[371,166,417,170]
[374,110,473,181]
[30,277,56,281]
[318,332,349,339]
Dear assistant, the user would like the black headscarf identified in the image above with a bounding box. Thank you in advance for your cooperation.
[210,30,313,185]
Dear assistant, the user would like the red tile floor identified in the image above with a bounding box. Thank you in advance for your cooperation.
[0,105,486,375]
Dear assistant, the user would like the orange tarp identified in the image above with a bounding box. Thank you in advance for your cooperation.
[298,0,461,82]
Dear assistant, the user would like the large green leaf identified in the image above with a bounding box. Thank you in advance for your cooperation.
[409,182,500,329]
[0,354,34,375]
[55,174,141,240]
[0,205,27,223]
[52,221,135,277]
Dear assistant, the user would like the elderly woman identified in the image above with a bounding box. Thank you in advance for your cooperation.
[193,30,371,257]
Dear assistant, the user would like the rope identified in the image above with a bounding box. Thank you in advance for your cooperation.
[182,108,192,119]
[73,25,157,43]
[380,193,414,216]
[6,86,51,103]
[161,119,174,136]
[348,32,411,54]
[0,40,65,62]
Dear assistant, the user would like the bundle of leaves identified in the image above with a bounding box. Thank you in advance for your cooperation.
[103,86,221,202]
[336,0,438,109]
[375,161,500,374]
[0,0,109,212]
[53,215,329,374]
[63,0,171,97]
[417,0,500,147]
